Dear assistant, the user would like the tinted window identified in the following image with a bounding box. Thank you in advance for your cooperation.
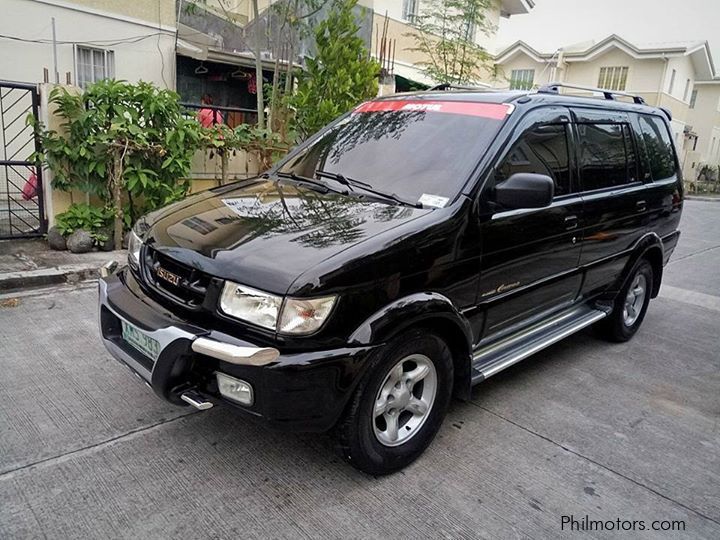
[495,124,572,196]
[637,115,677,180]
[578,123,636,191]
[278,102,507,204]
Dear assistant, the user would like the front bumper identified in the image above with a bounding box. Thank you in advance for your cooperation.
[99,268,376,432]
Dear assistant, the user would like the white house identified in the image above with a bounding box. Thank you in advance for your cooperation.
[0,0,177,89]
[493,35,718,173]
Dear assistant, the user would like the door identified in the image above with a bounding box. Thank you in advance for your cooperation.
[478,106,584,337]
[570,108,649,298]
[0,81,46,239]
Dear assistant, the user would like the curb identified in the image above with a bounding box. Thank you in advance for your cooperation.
[0,264,102,292]
[686,195,720,202]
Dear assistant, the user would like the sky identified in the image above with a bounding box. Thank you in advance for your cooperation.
[497,0,720,70]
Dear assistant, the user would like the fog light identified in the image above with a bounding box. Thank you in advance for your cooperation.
[216,372,254,406]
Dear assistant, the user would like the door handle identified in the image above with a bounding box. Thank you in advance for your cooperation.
[564,215,578,230]
[636,200,647,212]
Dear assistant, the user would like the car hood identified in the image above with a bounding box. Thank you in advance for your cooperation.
[143,179,429,294]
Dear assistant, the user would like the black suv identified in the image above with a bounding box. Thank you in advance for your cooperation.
[99,84,683,475]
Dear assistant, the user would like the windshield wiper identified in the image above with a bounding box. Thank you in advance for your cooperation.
[315,169,421,208]
[275,171,340,194]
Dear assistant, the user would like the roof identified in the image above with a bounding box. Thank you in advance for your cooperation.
[377,88,664,116]
[495,34,717,80]
[500,0,535,17]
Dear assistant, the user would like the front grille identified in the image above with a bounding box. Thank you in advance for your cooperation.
[141,246,211,309]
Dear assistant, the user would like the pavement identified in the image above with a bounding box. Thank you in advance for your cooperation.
[0,239,126,291]
[0,200,719,539]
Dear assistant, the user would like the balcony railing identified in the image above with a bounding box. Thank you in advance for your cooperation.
[181,102,259,129]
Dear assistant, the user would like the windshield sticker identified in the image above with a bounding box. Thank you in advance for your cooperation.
[354,100,510,120]
[419,194,449,208]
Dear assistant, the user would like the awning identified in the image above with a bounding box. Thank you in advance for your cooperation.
[176,38,207,61]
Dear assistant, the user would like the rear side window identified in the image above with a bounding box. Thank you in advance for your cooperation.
[637,115,677,180]
[495,124,572,196]
[577,123,637,191]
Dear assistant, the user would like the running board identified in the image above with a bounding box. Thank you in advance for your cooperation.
[471,305,609,384]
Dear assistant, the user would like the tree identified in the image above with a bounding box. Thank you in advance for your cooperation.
[266,0,333,142]
[288,0,379,140]
[406,0,494,85]
[33,80,205,247]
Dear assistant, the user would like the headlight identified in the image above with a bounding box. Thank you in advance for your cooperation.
[219,281,336,335]
[128,230,143,266]
[279,296,336,335]
[219,283,282,330]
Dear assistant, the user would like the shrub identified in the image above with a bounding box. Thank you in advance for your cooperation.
[55,203,113,243]
[33,80,205,247]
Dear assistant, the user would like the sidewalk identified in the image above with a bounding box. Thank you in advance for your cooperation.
[0,238,126,292]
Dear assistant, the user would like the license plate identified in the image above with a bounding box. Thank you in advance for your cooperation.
[121,320,161,361]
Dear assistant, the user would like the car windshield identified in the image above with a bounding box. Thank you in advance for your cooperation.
[277,100,510,206]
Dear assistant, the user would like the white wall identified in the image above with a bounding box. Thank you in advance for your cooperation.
[563,48,666,93]
[663,55,695,104]
[686,83,720,164]
[0,0,176,88]
[492,51,551,88]
[367,0,503,50]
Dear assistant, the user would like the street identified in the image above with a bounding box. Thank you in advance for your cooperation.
[1,200,718,539]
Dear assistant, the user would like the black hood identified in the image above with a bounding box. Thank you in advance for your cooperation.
[142,179,429,294]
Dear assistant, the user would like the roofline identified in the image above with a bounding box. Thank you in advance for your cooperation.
[494,34,717,79]
[494,40,553,64]
[500,0,535,17]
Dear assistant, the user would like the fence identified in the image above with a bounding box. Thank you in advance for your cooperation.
[181,102,259,129]
[181,102,262,184]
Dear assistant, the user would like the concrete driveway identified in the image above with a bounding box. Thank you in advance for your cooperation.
[1,200,719,539]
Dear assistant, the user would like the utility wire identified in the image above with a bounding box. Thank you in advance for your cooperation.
[0,32,172,46]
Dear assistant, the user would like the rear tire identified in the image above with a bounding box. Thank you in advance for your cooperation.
[334,329,453,475]
[596,259,653,342]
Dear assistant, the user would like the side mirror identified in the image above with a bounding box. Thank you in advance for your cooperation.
[494,173,554,210]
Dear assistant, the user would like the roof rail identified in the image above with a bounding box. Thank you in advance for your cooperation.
[537,82,646,105]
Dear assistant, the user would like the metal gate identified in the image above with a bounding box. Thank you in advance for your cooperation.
[0,81,45,239]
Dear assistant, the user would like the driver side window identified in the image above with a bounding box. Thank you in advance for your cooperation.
[495,124,572,197]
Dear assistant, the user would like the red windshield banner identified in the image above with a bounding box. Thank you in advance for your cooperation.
[353,100,510,120]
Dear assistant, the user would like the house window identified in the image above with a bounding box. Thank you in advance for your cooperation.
[683,79,692,102]
[597,66,629,91]
[689,89,698,109]
[668,69,676,94]
[402,0,419,22]
[509,69,535,90]
[76,46,115,88]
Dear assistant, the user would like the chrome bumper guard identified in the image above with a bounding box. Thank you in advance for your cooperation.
[98,273,280,383]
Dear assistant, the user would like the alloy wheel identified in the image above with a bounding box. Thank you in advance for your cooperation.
[623,273,647,327]
[373,353,437,447]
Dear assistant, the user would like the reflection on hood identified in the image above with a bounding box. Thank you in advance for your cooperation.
[146,179,426,293]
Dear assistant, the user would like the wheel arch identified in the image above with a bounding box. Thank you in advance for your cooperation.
[348,292,474,400]
[618,233,664,299]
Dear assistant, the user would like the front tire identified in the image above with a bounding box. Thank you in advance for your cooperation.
[335,329,453,475]
[597,259,654,342]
